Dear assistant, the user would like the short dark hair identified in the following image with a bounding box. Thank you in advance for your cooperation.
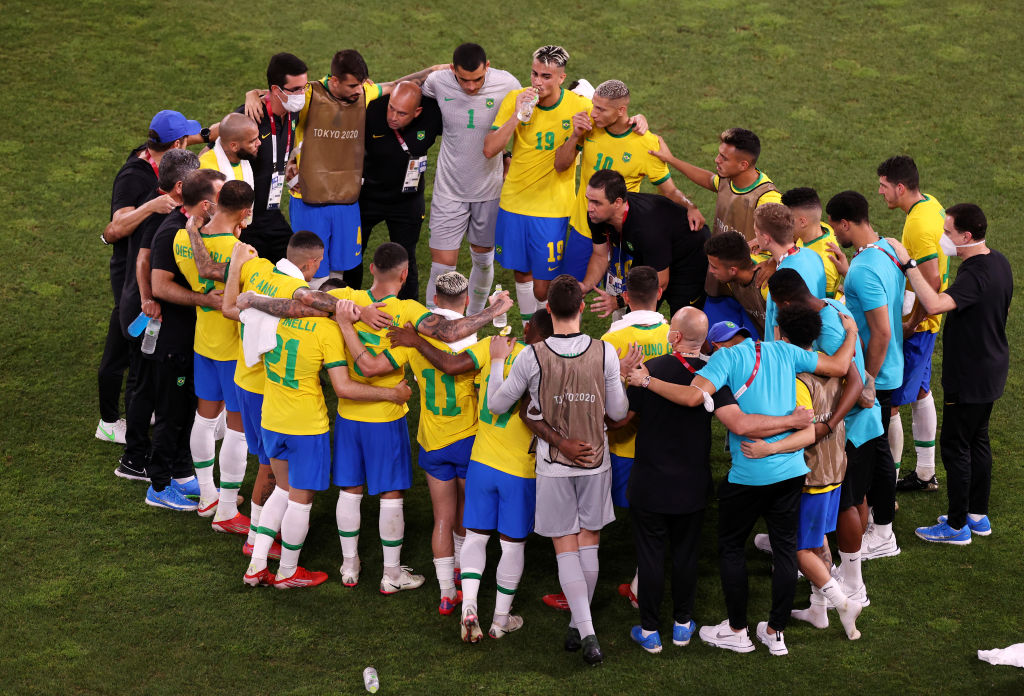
[826,190,870,225]
[588,169,627,204]
[945,203,987,240]
[331,49,369,82]
[754,203,795,245]
[530,307,553,340]
[267,52,308,89]
[157,149,199,192]
[181,168,226,207]
[452,43,487,71]
[372,241,408,272]
[624,265,659,306]
[317,278,347,291]
[704,231,754,268]
[546,274,584,320]
[720,127,761,163]
[781,187,821,210]
[147,131,180,153]
[218,179,255,212]
[777,303,822,350]
[767,268,811,305]
[876,155,919,190]
[287,230,325,254]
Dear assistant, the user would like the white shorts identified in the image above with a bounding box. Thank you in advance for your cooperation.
[428,192,500,251]
[534,469,615,538]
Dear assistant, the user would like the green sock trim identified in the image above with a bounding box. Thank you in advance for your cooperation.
[913,440,936,448]
[381,538,404,547]
[280,540,303,551]
[220,481,243,489]
[496,584,517,596]
[249,524,258,531]
[461,571,483,580]
[194,459,215,469]
[521,312,534,321]
[256,526,277,537]
[337,529,360,537]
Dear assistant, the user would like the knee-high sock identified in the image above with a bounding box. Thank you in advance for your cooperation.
[888,411,903,471]
[426,262,457,308]
[380,498,405,580]
[215,428,248,520]
[557,551,594,638]
[336,490,362,568]
[579,544,600,604]
[434,556,457,597]
[460,530,489,614]
[249,486,289,569]
[246,503,262,546]
[453,532,465,569]
[515,281,538,325]
[190,413,219,501]
[494,539,526,624]
[468,249,495,315]
[912,392,937,479]
[277,500,312,579]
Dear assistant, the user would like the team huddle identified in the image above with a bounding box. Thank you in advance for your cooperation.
[96,42,1012,664]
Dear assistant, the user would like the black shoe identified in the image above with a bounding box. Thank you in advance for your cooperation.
[114,455,150,482]
[564,626,582,652]
[896,471,938,492]
[581,634,604,666]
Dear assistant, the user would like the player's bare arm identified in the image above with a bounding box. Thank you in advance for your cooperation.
[889,238,957,315]
[291,288,394,329]
[483,90,538,158]
[518,398,596,466]
[740,424,816,459]
[185,216,229,281]
[654,178,705,231]
[152,269,223,310]
[647,135,715,191]
[813,313,859,377]
[137,249,160,321]
[378,64,448,94]
[579,242,611,294]
[221,242,256,320]
[554,110,591,172]
[626,365,713,408]
[335,299,395,378]
[715,404,814,439]
[417,290,513,343]
[327,363,412,404]
[386,323,475,375]
[235,291,329,318]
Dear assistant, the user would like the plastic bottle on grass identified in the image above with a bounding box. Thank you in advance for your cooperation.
[363,667,379,693]
[491,284,507,329]
[141,318,161,355]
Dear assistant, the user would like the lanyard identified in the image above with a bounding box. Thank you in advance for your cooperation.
[141,149,159,178]
[393,128,410,154]
[856,241,902,271]
[733,342,762,399]
[778,246,800,263]
[673,352,698,374]
[265,96,293,173]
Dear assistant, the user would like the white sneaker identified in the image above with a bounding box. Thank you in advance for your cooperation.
[197,496,218,518]
[489,614,523,639]
[214,410,227,440]
[380,566,425,594]
[96,418,126,445]
[698,619,755,653]
[753,533,772,554]
[861,528,901,560]
[755,621,788,656]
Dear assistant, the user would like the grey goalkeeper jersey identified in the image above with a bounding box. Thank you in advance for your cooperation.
[422,67,520,202]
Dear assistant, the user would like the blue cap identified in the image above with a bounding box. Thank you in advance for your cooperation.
[149,110,201,143]
[708,320,750,344]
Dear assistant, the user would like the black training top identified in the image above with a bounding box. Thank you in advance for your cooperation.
[360,94,442,204]
[118,191,163,337]
[233,102,293,238]
[626,354,736,514]
[942,249,1013,403]
[148,210,194,361]
[109,145,158,285]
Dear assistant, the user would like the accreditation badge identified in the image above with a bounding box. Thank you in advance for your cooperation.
[402,156,428,193]
[267,172,285,210]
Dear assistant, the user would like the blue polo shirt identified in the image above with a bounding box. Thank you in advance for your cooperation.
[698,338,818,485]
[843,238,904,390]
[764,247,827,341]
[815,300,884,447]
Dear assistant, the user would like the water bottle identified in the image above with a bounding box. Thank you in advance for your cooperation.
[127,311,150,338]
[141,317,161,355]
[491,284,507,329]
[362,667,379,693]
[516,91,539,122]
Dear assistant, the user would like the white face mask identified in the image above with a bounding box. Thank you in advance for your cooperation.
[939,234,983,256]
[276,89,305,113]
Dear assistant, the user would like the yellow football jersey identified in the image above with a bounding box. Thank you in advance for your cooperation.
[493,88,592,218]
[172,229,240,361]
[602,322,671,458]
[233,258,309,394]
[902,194,948,333]
[328,289,431,423]
[797,223,841,299]
[198,150,245,180]
[409,336,479,452]
[569,125,671,238]
[260,315,346,435]
[464,337,535,479]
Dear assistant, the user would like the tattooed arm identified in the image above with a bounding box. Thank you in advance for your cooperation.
[416,291,514,343]
[236,291,328,318]
[185,216,228,281]
[387,323,475,375]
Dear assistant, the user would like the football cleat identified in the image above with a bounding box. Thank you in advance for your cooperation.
[242,540,282,561]
[272,566,328,589]
[489,614,523,639]
[212,512,251,535]
[439,591,463,616]
[461,611,483,643]
[380,566,425,594]
[243,566,274,587]
[542,592,570,611]
[618,582,639,609]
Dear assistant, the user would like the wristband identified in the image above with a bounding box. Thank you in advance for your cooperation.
[100,232,110,245]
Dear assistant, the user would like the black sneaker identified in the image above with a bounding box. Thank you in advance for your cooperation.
[896,471,938,492]
[114,456,150,482]
[564,626,582,652]
[582,634,604,666]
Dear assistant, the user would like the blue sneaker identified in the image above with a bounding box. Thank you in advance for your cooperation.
[146,485,200,511]
[630,625,662,654]
[170,477,200,499]
[939,514,991,536]
[672,619,697,646]
[915,520,971,545]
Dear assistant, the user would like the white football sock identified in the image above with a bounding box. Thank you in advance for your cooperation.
[515,281,537,325]
[250,486,288,570]
[911,392,937,480]
[336,490,362,568]
[494,539,525,624]
[380,498,405,581]
[434,556,457,598]
[277,500,312,580]
[468,249,495,315]
[453,532,465,569]
[792,586,829,628]
[888,411,903,471]
[190,413,219,501]
[214,428,248,520]
[460,530,489,614]
[579,544,600,604]
[172,476,196,485]
[838,550,863,589]
[426,261,457,308]
[246,503,262,546]
[557,551,594,639]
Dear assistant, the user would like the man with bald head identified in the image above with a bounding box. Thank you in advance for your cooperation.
[199,113,260,190]
[344,81,443,299]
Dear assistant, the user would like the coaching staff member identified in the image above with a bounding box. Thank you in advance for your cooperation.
[888,204,1012,545]
[580,169,710,317]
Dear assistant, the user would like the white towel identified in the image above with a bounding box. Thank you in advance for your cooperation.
[978,643,1024,668]
[275,258,305,280]
[239,305,280,367]
[212,138,254,225]
[608,309,666,335]
[431,307,477,352]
